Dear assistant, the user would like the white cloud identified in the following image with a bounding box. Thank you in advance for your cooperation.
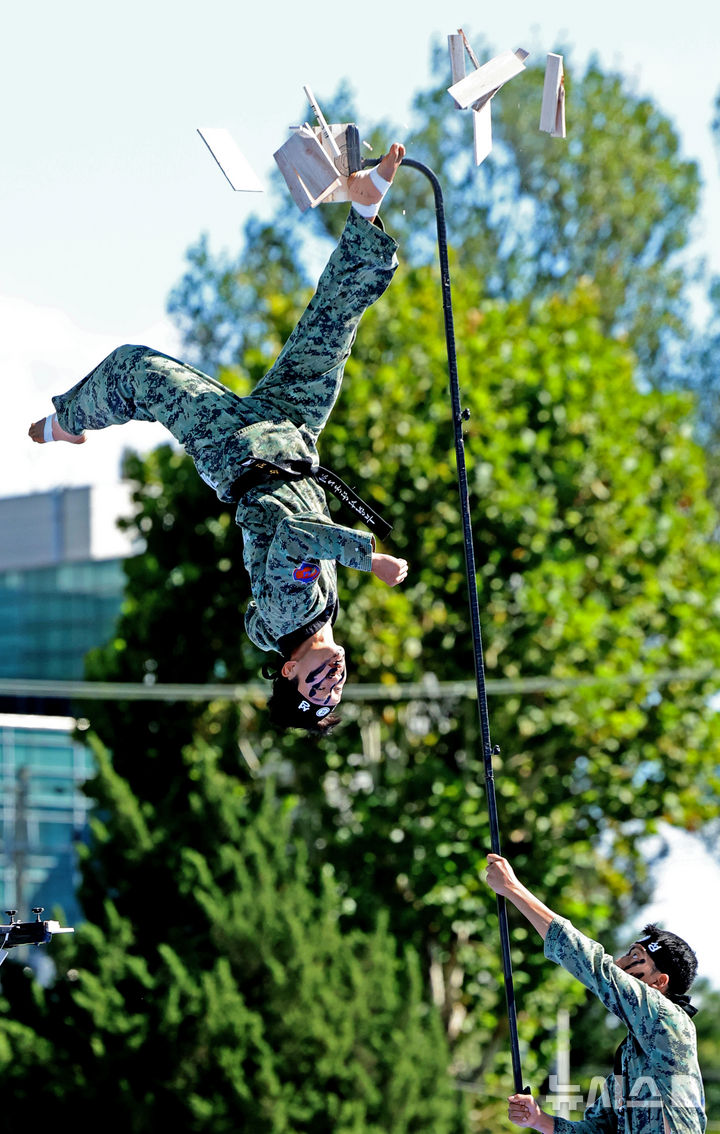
[639,826,720,991]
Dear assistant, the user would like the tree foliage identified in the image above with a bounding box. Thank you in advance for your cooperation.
[72,247,720,1121]
[402,44,701,389]
[0,743,465,1132]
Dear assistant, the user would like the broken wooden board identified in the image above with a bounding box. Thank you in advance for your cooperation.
[303,84,342,158]
[539,53,566,137]
[273,126,342,212]
[447,48,527,111]
[458,27,481,69]
[473,102,493,165]
[197,128,264,192]
[448,33,466,88]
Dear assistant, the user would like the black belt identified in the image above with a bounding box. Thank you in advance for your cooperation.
[227,457,393,541]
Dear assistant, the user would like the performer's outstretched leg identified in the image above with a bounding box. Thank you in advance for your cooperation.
[29,346,246,444]
[28,144,405,483]
[247,144,405,443]
[27,344,266,492]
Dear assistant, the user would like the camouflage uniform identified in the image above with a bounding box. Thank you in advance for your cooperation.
[544,917,706,1133]
[53,210,399,653]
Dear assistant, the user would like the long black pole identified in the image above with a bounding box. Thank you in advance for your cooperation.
[383,156,528,1094]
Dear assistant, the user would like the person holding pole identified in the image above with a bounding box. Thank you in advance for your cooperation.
[484,854,706,1133]
[28,145,408,734]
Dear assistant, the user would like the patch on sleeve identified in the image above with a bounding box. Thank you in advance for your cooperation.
[292,561,321,584]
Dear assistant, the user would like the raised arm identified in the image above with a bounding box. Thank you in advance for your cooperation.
[267,514,375,575]
[485,856,671,1041]
[485,853,557,940]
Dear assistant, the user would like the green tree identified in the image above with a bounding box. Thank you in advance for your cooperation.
[79,255,720,1120]
[400,43,701,389]
[678,277,720,508]
[695,983,720,1124]
[284,264,720,1087]
[0,740,466,1132]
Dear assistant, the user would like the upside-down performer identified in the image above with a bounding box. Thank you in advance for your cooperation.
[485,854,706,1133]
[29,145,409,734]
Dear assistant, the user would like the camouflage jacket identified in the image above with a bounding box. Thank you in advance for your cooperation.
[208,414,375,654]
[235,455,374,654]
[545,917,706,1134]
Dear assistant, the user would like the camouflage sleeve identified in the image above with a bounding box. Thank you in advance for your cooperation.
[267,514,375,574]
[544,916,662,1041]
[244,601,273,652]
[552,1077,618,1133]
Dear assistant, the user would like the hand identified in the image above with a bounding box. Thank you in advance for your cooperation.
[485,854,555,941]
[485,853,520,897]
[371,553,409,587]
[508,1094,549,1131]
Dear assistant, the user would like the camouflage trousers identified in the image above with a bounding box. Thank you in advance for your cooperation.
[53,211,399,496]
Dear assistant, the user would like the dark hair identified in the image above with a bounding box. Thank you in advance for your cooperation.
[264,670,342,735]
[639,923,698,995]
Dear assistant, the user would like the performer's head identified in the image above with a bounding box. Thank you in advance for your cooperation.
[616,923,698,999]
[263,644,346,734]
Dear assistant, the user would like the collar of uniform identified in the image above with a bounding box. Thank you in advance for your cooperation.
[277,597,339,657]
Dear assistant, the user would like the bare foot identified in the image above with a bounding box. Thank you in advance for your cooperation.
[347,142,406,207]
[28,415,86,445]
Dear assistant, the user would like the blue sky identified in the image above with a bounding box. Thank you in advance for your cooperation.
[4,0,719,494]
[2,0,719,987]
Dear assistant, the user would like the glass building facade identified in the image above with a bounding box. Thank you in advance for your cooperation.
[0,557,126,681]
[0,714,93,926]
[0,486,133,944]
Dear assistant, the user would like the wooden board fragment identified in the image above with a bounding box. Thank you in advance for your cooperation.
[274,143,314,212]
[197,128,264,192]
[447,49,527,111]
[303,84,342,157]
[554,80,566,137]
[448,33,466,87]
[473,102,493,165]
[273,127,341,212]
[539,53,566,137]
[458,27,480,69]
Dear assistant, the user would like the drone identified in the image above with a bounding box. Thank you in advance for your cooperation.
[0,908,74,966]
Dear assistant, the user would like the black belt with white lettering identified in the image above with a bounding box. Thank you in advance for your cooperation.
[227,457,393,541]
